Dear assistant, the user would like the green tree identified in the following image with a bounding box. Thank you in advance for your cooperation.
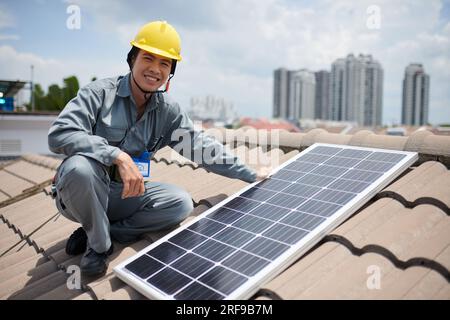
[33,84,45,111]
[31,75,80,111]
[47,84,64,110]
[62,76,80,105]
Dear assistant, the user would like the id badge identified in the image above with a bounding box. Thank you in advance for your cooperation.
[132,151,152,178]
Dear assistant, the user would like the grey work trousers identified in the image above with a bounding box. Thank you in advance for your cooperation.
[54,155,193,253]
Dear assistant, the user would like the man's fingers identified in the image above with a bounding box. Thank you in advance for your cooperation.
[128,174,144,197]
[139,181,145,196]
[116,156,144,198]
[122,179,130,199]
[129,177,140,197]
[135,178,143,196]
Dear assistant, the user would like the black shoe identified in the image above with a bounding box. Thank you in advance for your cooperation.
[80,244,114,277]
[65,227,87,256]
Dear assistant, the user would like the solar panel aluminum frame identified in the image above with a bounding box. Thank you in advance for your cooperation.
[114,143,418,300]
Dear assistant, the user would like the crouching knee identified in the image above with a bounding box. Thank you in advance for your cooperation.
[175,190,194,222]
[58,155,107,186]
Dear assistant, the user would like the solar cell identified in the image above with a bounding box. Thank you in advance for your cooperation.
[115,143,417,300]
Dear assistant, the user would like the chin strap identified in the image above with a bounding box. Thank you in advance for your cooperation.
[131,71,175,102]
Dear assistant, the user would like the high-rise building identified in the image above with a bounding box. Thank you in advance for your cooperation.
[273,68,289,119]
[402,63,430,126]
[330,59,345,121]
[314,70,331,120]
[289,69,316,120]
[330,53,383,126]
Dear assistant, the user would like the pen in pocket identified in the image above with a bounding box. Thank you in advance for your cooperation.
[150,136,164,152]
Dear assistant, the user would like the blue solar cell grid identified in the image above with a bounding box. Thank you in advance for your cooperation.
[116,144,414,300]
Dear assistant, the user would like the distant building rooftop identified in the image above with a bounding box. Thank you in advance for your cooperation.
[239,118,301,132]
[0,80,27,98]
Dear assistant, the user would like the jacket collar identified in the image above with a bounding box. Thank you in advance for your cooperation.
[117,72,161,108]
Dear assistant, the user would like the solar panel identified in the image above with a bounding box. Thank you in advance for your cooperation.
[114,143,418,300]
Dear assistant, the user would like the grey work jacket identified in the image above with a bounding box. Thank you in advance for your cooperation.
[48,73,257,183]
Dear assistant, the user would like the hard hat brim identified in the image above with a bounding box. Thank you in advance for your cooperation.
[131,41,182,61]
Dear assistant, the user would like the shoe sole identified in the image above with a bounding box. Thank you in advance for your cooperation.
[81,264,108,277]
[80,245,114,277]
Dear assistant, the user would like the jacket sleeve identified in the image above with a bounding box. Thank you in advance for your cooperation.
[48,85,121,166]
[162,103,257,183]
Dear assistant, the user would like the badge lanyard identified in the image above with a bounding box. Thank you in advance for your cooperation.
[119,99,164,178]
[131,136,164,178]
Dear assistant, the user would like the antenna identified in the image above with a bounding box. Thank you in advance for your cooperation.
[30,65,35,112]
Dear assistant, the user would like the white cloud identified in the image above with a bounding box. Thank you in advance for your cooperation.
[0,35,19,41]
[0,4,19,42]
[0,5,15,29]
[0,45,127,98]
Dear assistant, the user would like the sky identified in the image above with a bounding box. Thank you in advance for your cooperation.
[0,0,449,125]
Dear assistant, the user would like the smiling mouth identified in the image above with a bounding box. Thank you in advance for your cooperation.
[144,74,160,83]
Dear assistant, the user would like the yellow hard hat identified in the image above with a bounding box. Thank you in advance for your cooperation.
[130,21,182,61]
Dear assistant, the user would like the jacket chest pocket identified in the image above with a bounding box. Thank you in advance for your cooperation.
[95,126,127,144]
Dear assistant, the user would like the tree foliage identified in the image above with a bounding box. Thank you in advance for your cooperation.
[31,75,80,111]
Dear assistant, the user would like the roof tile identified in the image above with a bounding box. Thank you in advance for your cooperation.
[373,246,450,299]
[0,241,38,266]
[0,192,55,225]
[0,224,22,254]
[417,134,450,161]
[155,147,197,167]
[309,131,352,146]
[0,259,60,299]
[0,171,34,199]
[404,130,434,153]
[0,252,49,284]
[403,268,450,299]
[0,191,9,203]
[430,266,450,299]
[102,285,146,300]
[34,282,84,300]
[71,291,96,300]
[45,246,71,266]
[3,160,54,184]
[21,154,62,170]
[261,196,449,299]
[5,270,67,300]
[346,205,447,259]
[279,131,305,148]
[0,194,58,238]
[84,274,124,300]
[30,219,79,253]
[382,161,450,208]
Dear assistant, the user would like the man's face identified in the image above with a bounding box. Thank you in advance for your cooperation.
[132,50,172,92]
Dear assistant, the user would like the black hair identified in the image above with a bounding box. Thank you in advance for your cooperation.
[126,46,140,70]
[126,46,177,75]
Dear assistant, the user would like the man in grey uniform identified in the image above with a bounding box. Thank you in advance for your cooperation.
[48,21,267,276]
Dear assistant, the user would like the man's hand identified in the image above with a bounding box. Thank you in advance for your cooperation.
[255,166,273,181]
[113,151,145,199]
